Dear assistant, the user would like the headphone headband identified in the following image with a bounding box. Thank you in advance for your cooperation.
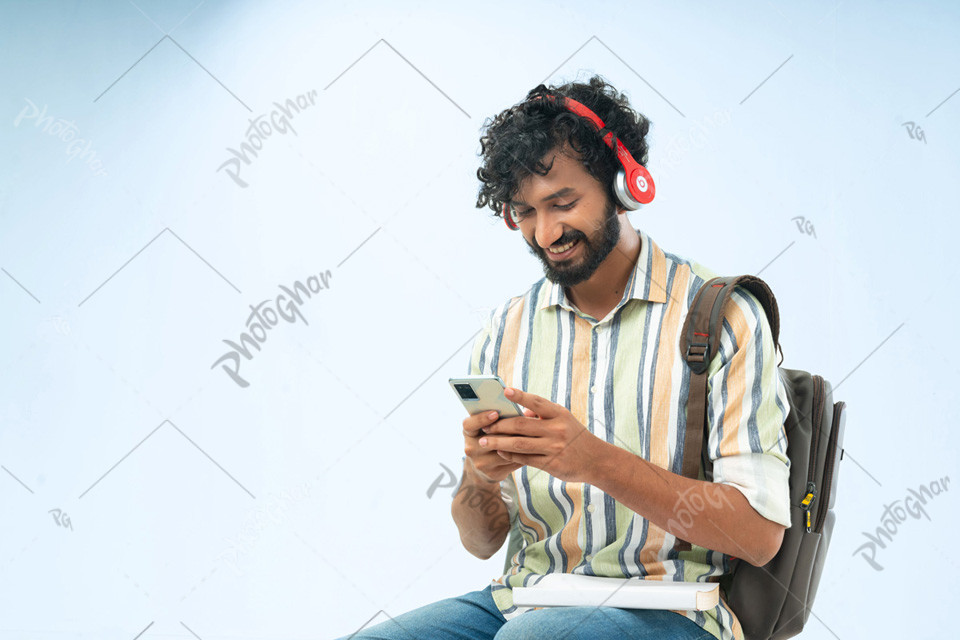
[501,92,655,230]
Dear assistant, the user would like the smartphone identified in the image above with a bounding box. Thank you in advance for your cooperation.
[448,374,524,419]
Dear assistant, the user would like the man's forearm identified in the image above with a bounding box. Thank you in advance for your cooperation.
[451,464,512,560]
[587,440,784,566]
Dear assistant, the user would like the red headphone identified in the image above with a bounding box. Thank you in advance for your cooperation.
[501,93,655,230]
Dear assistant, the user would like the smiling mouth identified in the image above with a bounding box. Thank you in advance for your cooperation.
[546,238,580,260]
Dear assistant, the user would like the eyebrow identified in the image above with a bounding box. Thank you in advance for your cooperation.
[510,187,576,209]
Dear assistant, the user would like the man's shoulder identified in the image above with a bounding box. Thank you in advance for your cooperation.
[659,246,765,315]
[659,246,721,304]
[660,245,714,275]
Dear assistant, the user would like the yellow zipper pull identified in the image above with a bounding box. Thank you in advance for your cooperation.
[800,481,817,532]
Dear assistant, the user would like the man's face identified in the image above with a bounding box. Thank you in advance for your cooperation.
[511,148,622,288]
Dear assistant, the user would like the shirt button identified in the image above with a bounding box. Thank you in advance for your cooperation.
[586,504,596,513]
[585,554,594,561]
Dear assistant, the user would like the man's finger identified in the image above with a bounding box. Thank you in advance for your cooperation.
[480,435,543,455]
[498,450,543,467]
[486,415,537,436]
[464,410,501,437]
[504,387,558,418]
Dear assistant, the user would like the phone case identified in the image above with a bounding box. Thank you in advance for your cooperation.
[448,374,524,418]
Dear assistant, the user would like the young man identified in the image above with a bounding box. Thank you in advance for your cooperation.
[340,76,790,640]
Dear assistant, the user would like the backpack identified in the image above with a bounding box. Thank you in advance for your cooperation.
[674,274,847,640]
[500,274,846,640]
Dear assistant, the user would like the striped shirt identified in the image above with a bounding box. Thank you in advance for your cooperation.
[466,227,791,640]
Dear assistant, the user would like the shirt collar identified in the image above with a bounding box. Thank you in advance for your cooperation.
[536,227,669,313]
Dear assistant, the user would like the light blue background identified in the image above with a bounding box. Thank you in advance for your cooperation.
[1,1,957,638]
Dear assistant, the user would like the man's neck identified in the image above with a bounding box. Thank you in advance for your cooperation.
[565,226,641,319]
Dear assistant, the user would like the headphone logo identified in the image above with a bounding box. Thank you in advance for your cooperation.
[635,175,648,192]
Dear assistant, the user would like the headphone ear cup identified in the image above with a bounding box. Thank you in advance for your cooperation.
[613,169,642,210]
[613,166,655,210]
[503,202,519,230]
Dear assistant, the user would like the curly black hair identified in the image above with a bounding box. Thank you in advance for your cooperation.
[475,74,653,223]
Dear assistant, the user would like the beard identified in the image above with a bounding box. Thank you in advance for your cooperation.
[525,197,621,288]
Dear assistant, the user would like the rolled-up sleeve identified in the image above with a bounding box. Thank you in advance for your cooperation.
[705,285,792,528]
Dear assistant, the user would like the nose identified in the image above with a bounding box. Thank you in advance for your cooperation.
[533,210,569,250]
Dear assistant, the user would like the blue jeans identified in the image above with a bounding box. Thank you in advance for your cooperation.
[336,585,713,639]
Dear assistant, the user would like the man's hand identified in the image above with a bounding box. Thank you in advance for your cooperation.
[455,408,529,559]
[462,407,526,484]
[477,387,604,483]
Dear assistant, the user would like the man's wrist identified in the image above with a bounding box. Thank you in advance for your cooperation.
[464,458,500,488]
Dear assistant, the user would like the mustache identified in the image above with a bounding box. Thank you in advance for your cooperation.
[549,235,582,248]
[524,234,584,256]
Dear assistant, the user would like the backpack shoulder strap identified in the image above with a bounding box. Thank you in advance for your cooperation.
[673,274,781,552]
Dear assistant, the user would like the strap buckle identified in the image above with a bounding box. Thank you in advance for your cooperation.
[686,341,709,374]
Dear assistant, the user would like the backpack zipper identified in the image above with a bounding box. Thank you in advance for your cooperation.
[814,400,845,533]
[800,375,825,532]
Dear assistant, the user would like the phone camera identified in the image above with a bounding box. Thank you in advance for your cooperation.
[454,383,478,400]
